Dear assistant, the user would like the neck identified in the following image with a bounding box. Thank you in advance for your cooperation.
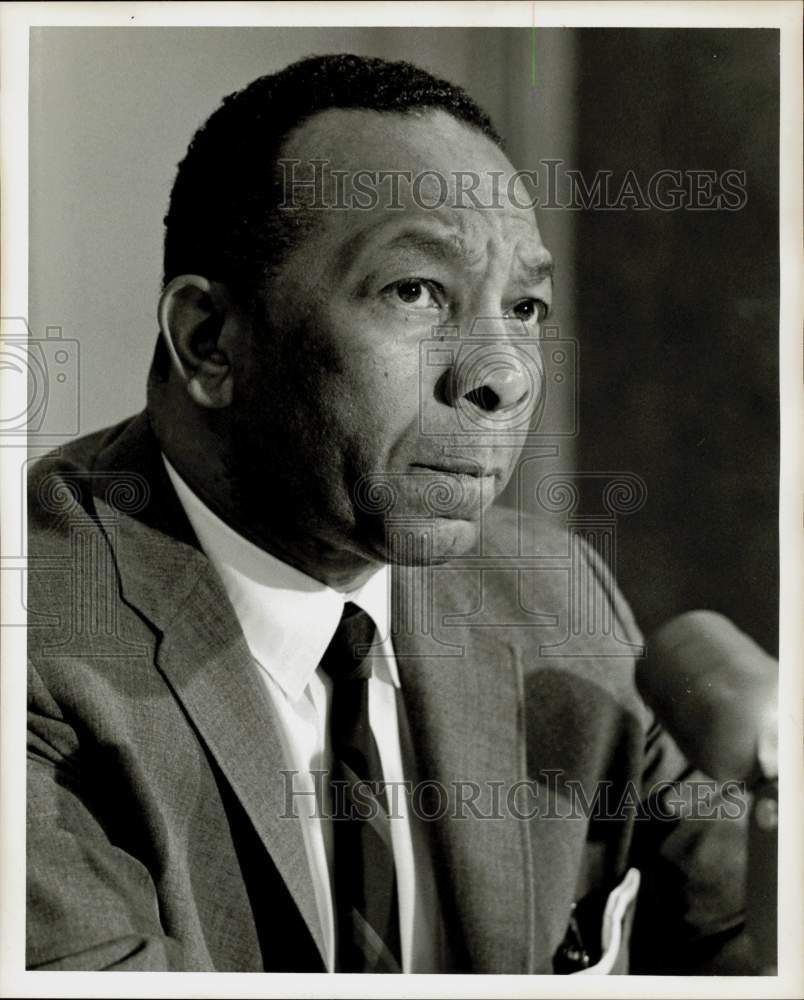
[149,397,379,592]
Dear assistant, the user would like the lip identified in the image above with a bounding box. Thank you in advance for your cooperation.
[411,461,497,480]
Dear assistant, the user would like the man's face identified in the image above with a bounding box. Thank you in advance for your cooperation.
[228,108,553,569]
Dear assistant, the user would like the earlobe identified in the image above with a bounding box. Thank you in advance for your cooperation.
[157,274,235,409]
[187,374,233,409]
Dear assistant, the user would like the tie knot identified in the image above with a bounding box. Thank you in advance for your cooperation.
[319,601,376,683]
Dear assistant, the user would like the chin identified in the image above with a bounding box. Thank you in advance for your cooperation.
[377,516,480,565]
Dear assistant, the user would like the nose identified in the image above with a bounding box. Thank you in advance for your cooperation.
[460,363,530,412]
[447,328,535,416]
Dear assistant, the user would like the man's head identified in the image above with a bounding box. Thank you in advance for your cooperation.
[160,53,503,315]
[151,54,553,587]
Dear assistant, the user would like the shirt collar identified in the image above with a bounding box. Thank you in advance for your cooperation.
[162,456,397,701]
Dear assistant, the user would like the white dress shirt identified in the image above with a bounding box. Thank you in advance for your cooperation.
[163,457,443,972]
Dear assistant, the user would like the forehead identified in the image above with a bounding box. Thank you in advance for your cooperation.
[282,106,510,176]
[276,107,545,262]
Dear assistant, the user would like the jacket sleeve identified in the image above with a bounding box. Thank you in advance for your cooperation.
[26,660,190,971]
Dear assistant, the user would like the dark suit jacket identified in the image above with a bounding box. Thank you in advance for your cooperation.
[26,412,750,972]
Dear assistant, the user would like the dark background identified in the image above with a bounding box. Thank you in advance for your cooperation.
[573,29,779,653]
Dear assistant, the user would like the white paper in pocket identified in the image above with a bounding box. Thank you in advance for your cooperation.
[574,867,642,975]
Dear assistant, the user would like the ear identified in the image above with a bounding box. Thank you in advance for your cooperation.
[157,274,236,409]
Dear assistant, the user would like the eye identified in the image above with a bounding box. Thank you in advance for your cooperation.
[387,279,443,310]
[507,298,548,325]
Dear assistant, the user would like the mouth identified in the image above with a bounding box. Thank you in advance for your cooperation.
[411,460,497,480]
[409,463,500,518]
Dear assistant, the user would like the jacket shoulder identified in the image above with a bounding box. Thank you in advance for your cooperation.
[28,417,142,530]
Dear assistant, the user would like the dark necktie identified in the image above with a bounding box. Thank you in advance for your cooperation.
[319,601,402,973]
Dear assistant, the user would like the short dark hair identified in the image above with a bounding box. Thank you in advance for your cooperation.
[162,53,503,303]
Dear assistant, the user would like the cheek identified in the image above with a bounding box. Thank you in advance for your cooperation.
[254,301,424,447]
[308,324,421,425]
[330,359,418,453]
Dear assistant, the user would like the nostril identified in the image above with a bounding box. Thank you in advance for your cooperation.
[463,386,500,411]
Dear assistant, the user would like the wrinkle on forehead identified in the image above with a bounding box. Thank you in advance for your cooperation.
[428,211,548,279]
[435,212,496,273]
[514,235,554,277]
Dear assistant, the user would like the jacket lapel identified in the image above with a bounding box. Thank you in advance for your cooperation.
[392,561,539,973]
[153,568,327,967]
[88,413,326,967]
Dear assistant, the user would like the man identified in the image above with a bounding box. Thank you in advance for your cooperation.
[26,54,749,973]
